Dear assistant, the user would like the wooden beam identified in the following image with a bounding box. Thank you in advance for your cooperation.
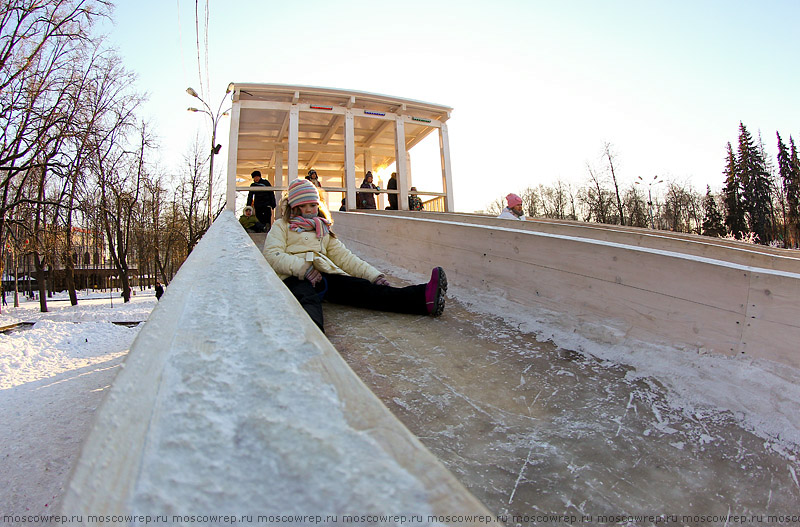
[226,102,241,212]
[395,116,409,211]
[439,122,454,212]
[363,120,394,148]
[307,114,345,169]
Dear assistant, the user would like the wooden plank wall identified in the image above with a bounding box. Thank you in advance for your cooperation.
[332,211,800,368]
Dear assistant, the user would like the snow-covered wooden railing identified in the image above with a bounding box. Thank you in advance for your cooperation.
[333,210,800,369]
[60,211,497,523]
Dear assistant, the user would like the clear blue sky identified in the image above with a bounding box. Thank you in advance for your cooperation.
[103,0,800,212]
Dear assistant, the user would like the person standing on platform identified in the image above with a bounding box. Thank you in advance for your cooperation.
[497,193,526,220]
[357,171,378,209]
[306,168,327,205]
[247,170,277,228]
[386,172,398,210]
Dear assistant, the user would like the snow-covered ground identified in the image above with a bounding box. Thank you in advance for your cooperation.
[0,290,156,515]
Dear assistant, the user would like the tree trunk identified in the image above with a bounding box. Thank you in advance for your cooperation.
[65,256,78,305]
[33,252,48,313]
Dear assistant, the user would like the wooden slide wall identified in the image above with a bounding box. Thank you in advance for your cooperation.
[59,212,498,523]
[332,211,800,369]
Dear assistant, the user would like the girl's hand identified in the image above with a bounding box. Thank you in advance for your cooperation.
[305,266,322,285]
[374,275,390,286]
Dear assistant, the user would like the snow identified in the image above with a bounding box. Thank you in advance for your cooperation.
[0,291,156,515]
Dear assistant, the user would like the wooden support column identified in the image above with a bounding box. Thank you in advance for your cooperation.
[274,148,284,205]
[439,122,454,212]
[344,109,357,210]
[288,105,299,181]
[395,115,409,210]
[363,151,373,176]
[225,100,241,212]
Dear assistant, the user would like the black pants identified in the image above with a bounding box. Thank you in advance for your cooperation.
[283,273,427,332]
[255,206,272,227]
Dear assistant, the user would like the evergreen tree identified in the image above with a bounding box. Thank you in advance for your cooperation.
[737,122,772,243]
[701,186,726,237]
[777,132,795,245]
[786,136,800,247]
[723,141,746,237]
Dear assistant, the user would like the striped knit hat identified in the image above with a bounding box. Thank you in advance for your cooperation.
[287,178,320,207]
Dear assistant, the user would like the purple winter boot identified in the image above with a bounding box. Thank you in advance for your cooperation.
[425,267,447,317]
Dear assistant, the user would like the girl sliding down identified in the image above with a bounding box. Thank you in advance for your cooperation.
[263,178,447,332]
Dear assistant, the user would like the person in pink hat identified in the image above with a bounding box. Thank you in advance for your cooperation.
[497,193,526,220]
[263,179,448,332]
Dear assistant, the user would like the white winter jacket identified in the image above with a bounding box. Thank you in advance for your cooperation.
[497,207,526,220]
[263,219,382,282]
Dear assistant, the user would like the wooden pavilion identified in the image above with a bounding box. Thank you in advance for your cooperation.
[224,84,454,212]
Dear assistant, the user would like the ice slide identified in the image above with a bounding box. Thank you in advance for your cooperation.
[60,211,800,522]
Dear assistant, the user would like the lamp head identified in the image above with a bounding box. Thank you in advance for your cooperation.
[186,87,199,98]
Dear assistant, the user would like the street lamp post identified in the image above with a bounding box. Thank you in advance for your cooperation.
[635,175,664,229]
[187,82,234,226]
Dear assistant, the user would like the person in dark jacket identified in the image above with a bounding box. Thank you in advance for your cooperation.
[155,282,164,300]
[247,170,277,227]
[386,172,398,210]
[356,171,378,209]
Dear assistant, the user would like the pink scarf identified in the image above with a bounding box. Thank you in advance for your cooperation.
[289,216,331,239]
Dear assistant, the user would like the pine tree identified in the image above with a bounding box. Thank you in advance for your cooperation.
[701,186,726,237]
[723,141,746,237]
[786,136,800,247]
[777,132,795,246]
[737,122,772,243]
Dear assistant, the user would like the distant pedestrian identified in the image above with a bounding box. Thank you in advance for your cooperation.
[356,171,378,209]
[386,172,398,210]
[305,168,327,205]
[247,170,277,228]
[155,282,164,300]
[305,168,321,188]
[498,193,526,220]
[408,187,423,211]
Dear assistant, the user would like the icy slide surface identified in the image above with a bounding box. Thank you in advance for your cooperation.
[326,298,800,518]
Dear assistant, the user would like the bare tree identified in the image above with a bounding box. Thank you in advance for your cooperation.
[539,180,575,220]
[482,196,505,216]
[176,135,212,253]
[580,164,614,224]
[84,52,142,302]
[623,184,648,228]
[0,0,111,309]
[604,143,625,226]
[663,180,702,233]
